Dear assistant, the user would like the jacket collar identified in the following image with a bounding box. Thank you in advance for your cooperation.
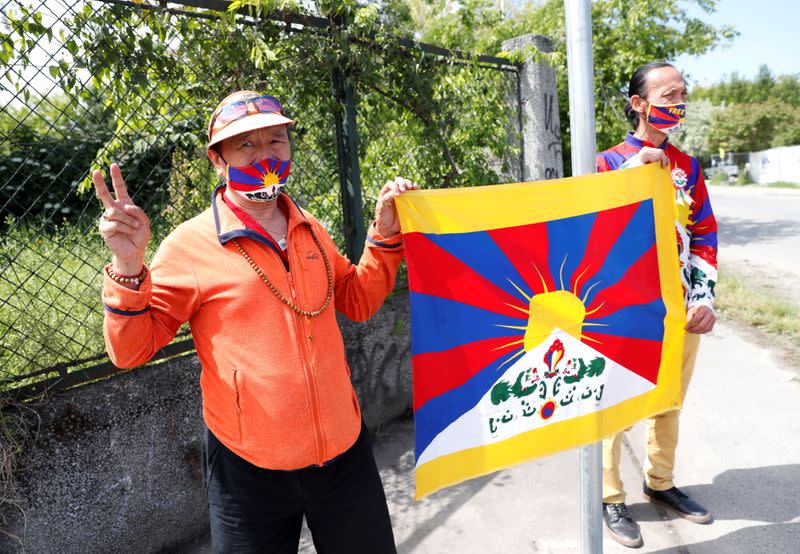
[625,131,668,151]
[211,184,309,247]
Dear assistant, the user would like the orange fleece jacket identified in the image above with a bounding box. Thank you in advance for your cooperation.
[102,188,404,470]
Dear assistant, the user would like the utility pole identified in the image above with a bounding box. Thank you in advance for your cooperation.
[564,0,603,552]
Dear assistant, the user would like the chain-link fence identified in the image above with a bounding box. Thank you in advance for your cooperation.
[0,0,522,395]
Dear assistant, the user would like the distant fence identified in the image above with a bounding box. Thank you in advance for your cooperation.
[705,146,800,185]
[0,0,524,395]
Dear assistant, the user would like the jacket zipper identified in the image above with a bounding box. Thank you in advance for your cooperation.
[287,270,325,465]
[233,368,243,441]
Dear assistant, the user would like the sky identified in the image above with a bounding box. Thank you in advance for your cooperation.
[673,0,799,87]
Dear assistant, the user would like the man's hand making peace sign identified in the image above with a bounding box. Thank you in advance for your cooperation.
[92,163,151,282]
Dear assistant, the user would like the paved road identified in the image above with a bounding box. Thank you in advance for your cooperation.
[709,185,800,304]
[371,320,800,553]
[185,321,800,553]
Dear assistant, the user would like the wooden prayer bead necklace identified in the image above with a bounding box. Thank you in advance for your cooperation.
[232,226,333,318]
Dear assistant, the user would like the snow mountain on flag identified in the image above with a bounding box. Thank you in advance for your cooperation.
[415,328,655,466]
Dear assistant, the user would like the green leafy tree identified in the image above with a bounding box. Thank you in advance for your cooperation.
[406,0,509,52]
[406,0,736,168]
[689,67,800,153]
[692,65,800,106]
[772,74,800,106]
[0,89,176,223]
[671,98,719,160]
[707,100,800,153]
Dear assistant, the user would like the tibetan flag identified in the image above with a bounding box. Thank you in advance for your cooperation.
[395,164,686,499]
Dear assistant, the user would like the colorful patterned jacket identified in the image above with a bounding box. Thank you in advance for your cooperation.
[596,133,718,310]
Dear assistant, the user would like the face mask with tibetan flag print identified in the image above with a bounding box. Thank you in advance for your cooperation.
[646,102,686,135]
[226,157,291,202]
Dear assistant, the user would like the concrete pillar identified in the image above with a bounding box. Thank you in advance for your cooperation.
[502,34,564,181]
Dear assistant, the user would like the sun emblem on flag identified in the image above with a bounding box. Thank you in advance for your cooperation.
[491,254,608,371]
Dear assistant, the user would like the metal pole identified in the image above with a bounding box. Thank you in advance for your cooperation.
[564,0,597,177]
[516,70,526,181]
[331,17,366,263]
[563,1,603,553]
[332,63,366,263]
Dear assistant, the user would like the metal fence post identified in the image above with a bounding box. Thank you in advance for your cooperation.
[331,19,366,263]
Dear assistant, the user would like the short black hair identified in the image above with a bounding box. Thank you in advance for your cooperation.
[624,62,677,129]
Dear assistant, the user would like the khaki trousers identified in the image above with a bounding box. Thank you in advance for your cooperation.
[602,332,701,503]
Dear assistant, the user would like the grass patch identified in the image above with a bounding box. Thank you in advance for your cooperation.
[0,397,40,546]
[715,271,800,341]
[765,181,800,189]
[1,220,106,386]
[709,171,730,186]
[0,218,166,389]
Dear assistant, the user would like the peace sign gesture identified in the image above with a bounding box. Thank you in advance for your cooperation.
[92,163,151,275]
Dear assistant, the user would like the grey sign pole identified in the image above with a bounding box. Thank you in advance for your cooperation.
[563,0,603,552]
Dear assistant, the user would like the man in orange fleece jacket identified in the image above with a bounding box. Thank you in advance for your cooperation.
[93,90,416,553]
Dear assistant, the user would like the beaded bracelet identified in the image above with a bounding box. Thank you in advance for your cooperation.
[106,266,147,286]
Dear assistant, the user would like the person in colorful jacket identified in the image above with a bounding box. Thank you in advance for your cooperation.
[595,62,718,548]
[93,90,416,553]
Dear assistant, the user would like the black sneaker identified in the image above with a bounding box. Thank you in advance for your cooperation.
[603,502,643,548]
[643,483,712,524]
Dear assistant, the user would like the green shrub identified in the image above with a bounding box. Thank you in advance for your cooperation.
[709,171,728,185]
[736,166,753,186]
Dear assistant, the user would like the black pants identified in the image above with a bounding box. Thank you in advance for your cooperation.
[203,424,397,554]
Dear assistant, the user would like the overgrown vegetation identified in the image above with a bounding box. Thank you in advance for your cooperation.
[1,218,167,379]
[674,66,800,158]
[716,270,800,342]
[1,0,521,388]
[0,397,40,546]
[404,0,736,162]
[766,181,800,189]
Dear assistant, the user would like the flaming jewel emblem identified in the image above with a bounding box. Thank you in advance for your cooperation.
[543,338,565,378]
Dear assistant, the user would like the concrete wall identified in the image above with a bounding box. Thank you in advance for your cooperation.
[0,355,208,553]
[747,145,800,184]
[0,291,411,553]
